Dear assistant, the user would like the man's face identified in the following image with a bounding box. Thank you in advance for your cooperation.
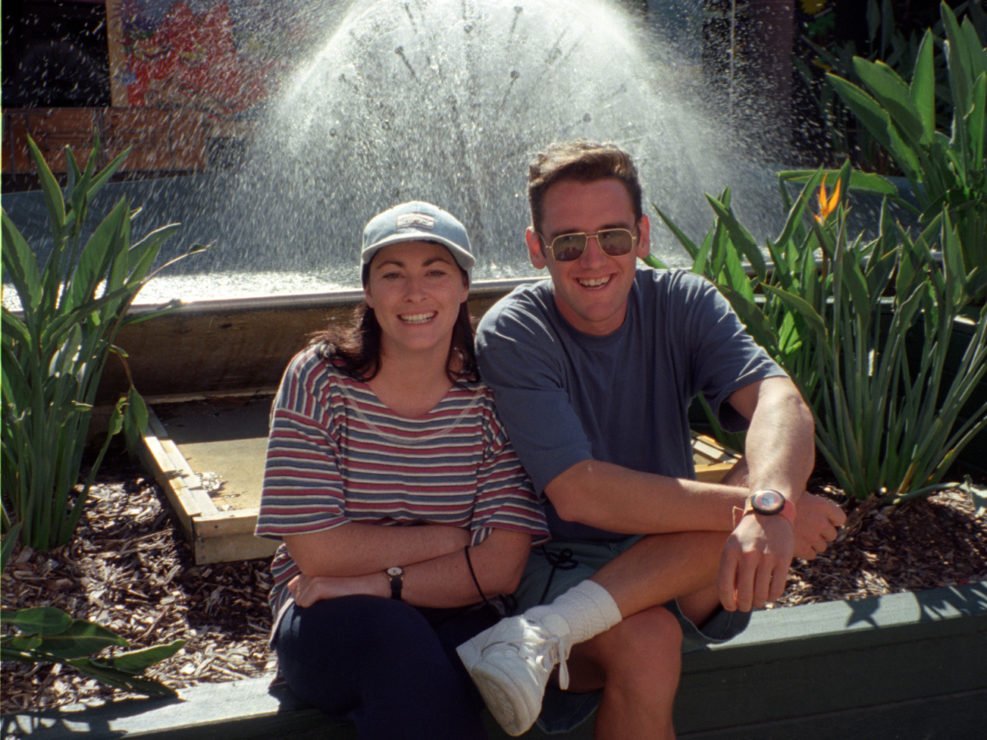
[526,177,650,336]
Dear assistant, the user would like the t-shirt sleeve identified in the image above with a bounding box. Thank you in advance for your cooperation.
[476,297,593,494]
[255,350,348,541]
[675,273,787,431]
[468,398,549,545]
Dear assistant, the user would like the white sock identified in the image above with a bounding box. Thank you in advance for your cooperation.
[524,580,622,644]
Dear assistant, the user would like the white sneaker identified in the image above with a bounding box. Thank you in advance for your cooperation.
[456,614,572,736]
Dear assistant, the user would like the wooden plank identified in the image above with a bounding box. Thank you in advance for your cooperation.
[98,281,524,403]
[6,582,983,739]
[140,407,222,547]
[194,530,277,565]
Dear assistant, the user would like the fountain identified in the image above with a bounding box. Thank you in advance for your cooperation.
[1,0,792,563]
[6,0,783,303]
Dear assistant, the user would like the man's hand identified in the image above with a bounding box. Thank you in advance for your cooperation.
[718,514,795,612]
[718,492,846,612]
[792,492,846,560]
[288,572,384,607]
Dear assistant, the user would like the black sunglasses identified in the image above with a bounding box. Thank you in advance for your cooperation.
[539,228,637,262]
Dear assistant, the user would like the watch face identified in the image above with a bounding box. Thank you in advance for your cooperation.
[752,489,785,514]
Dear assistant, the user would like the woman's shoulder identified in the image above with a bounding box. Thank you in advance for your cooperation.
[282,343,356,391]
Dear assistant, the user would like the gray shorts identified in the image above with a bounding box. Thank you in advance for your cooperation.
[515,537,751,734]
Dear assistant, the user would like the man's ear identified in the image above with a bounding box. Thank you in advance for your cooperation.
[526,228,547,269]
[636,215,651,260]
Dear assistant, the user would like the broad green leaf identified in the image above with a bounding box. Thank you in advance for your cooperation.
[762,286,829,342]
[110,639,185,675]
[33,618,129,661]
[777,168,898,196]
[653,201,701,260]
[0,522,22,571]
[705,195,766,278]
[64,199,130,313]
[25,137,66,239]
[2,635,44,655]
[910,30,936,143]
[66,658,179,697]
[1,211,43,315]
[967,73,986,165]
[0,606,73,636]
[854,57,926,146]
[828,74,896,151]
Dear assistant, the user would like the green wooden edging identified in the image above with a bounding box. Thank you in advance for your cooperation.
[3,581,984,739]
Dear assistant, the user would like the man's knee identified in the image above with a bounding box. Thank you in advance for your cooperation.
[572,606,683,693]
[608,606,683,668]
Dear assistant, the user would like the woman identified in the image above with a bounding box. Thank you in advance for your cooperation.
[255,201,547,739]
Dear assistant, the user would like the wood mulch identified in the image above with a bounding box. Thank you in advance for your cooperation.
[1,456,985,715]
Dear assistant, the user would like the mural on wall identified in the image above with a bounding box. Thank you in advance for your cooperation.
[105,0,324,118]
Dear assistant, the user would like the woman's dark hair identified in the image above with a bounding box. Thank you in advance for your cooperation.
[311,300,479,384]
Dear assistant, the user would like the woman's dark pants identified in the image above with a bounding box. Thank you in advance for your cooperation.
[275,595,496,740]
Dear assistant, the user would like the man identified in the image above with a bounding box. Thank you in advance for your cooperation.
[457,140,846,738]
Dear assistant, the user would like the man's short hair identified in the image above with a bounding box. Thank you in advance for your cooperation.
[527,140,644,234]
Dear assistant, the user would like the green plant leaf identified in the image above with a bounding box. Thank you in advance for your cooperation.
[1,210,43,315]
[64,199,130,314]
[853,57,926,146]
[66,658,179,697]
[25,137,66,240]
[652,201,701,260]
[1,606,73,636]
[777,168,898,195]
[0,522,22,572]
[2,137,199,551]
[109,639,186,675]
[910,30,936,143]
[827,74,895,150]
[23,617,129,660]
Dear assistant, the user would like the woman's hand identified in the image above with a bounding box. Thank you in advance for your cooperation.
[288,572,385,608]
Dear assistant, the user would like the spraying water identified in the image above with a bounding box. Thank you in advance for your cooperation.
[5,0,783,303]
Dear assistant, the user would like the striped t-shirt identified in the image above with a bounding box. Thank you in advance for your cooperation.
[255,344,548,614]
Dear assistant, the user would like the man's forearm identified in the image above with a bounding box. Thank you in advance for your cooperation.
[737,378,815,503]
[546,459,749,534]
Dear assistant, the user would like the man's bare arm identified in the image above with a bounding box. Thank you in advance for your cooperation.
[545,461,747,534]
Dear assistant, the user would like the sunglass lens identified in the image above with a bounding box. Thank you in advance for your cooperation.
[599,229,633,255]
[552,234,587,262]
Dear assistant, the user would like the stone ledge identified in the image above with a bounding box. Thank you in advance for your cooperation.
[3,582,985,739]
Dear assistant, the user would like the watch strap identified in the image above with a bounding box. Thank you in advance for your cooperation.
[733,494,797,527]
[386,567,404,600]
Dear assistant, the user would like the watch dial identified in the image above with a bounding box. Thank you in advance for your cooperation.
[755,490,784,512]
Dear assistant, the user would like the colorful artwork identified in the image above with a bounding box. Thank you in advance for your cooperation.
[106,0,308,117]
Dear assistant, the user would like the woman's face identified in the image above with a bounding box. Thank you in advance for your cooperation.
[364,240,469,358]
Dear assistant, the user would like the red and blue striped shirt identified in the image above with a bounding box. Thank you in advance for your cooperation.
[255,345,548,613]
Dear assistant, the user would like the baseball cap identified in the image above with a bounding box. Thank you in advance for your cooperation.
[360,201,475,282]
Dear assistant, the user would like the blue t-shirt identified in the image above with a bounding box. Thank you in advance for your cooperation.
[476,268,786,541]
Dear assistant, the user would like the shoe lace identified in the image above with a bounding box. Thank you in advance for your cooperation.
[507,621,574,691]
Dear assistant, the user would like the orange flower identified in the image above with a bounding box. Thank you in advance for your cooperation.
[815,179,842,223]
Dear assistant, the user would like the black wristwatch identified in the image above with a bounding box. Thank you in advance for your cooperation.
[745,489,796,525]
[386,566,404,600]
